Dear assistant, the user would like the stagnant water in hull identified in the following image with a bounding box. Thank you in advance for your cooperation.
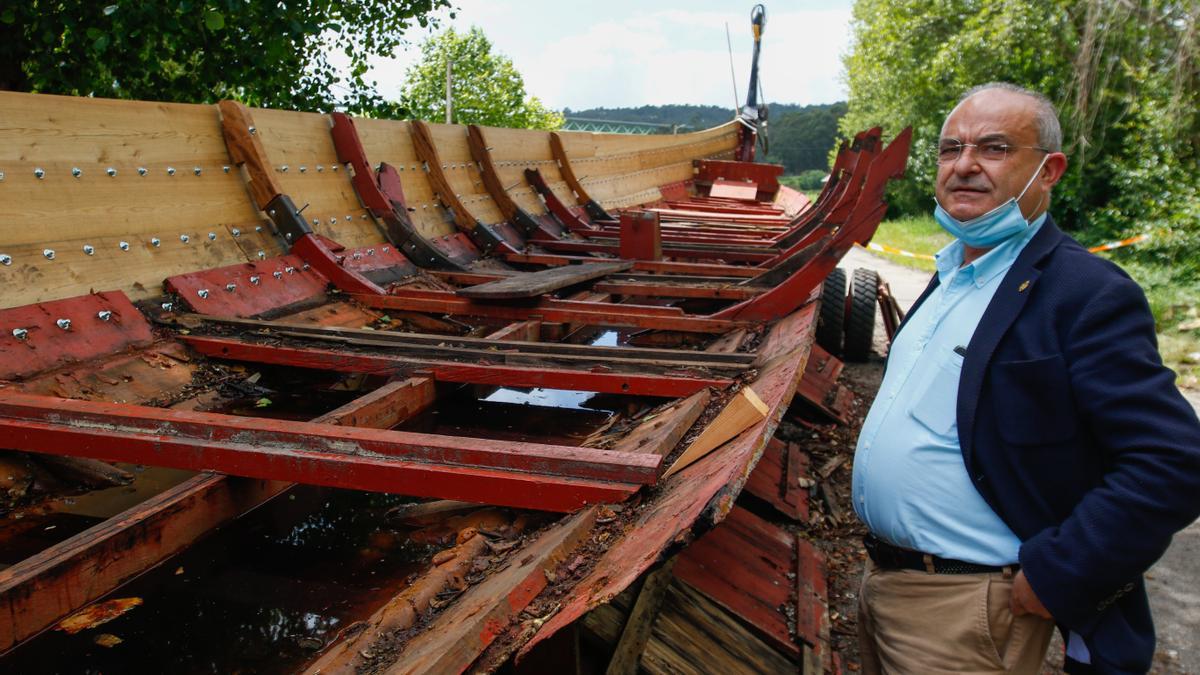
[2,486,434,674]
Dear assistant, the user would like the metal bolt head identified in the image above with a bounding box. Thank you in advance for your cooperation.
[302,263,310,271]
[268,209,276,217]
[382,247,390,253]
[285,232,293,242]
[207,232,217,241]
[248,126,256,135]
[107,167,117,177]
[0,171,5,181]
[331,164,339,172]
[273,271,283,279]
[56,318,71,330]
[223,165,231,173]
[280,165,289,172]
[255,226,263,232]
[285,266,296,274]
[97,310,113,321]
[180,234,190,243]
[167,167,176,176]
[299,166,307,173]
[352,252,362,260]
[151,237,161,247]
[249,275,261,285]
[12,328,28,340]
[256,250,266,260]
[138,167,148,176]
[118,241,130,251]
[0,254,11,265]
[345,215,352,222]
[43,248,55,260]
[311,218,320,226]
[161,302,174,312]
[367,248,375,256]
[193,166,202,176]
[34,168,45,179]
[83,244,95,255]
[197,289,210,299]
[317,165,324,172]
[231,228,241,237]
[72,167,82,178]
[225,283,237,292]
[329,217,336,225]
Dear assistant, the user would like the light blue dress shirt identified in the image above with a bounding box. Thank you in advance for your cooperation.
[852,214,1046,565]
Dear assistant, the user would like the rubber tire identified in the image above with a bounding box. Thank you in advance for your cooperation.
[844,268,879,362]
[816,267,847,356]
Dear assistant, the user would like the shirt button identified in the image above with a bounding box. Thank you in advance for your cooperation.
[859,496,865,504]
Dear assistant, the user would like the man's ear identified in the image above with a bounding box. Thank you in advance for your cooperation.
[1042,152,1068,188]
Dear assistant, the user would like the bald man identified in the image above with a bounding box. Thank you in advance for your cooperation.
[852,83,1200,674]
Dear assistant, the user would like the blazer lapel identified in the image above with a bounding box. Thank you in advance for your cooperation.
[957,217,1066,470]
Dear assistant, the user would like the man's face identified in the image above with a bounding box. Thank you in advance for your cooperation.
[935,90,1050,222]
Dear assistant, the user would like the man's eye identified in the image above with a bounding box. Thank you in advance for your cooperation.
[981,143,1010,158]
[938,145,961,157]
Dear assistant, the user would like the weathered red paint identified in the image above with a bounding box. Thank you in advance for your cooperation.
[0,292,154,380]
[166,255,329,318]
[618,211,662,261]
[694,159,784,195]
[353,291,752,333]
[181,335,731,397]
[0,392,653,509]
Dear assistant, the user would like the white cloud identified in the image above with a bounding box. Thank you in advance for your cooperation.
[335,1,853,110]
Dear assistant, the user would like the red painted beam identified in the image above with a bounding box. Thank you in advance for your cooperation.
[0,393,653,510]
[351,292,752,333]
[180,336,729,397]
[501,253,761,278]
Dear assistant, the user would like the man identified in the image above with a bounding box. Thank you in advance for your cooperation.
[852,82,1200,674]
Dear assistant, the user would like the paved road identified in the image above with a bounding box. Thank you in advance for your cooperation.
[847,247,1200,673]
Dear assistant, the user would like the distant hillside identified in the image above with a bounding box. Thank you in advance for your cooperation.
[564,103,847,174]
[565,103,816,132]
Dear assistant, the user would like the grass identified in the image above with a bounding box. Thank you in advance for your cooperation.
[867,215,1200,388]
[869,215,953,272]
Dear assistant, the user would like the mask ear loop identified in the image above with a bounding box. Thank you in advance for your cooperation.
[1016,153,1051,217]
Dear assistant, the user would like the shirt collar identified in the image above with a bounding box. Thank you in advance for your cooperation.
[935,213,1048,288]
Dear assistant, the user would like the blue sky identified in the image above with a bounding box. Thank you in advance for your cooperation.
[339,0,855,110]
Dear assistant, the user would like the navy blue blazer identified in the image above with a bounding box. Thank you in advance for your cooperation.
[893,217,1200,673]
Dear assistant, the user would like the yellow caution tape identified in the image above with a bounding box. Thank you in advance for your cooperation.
[858,242,936,261]
[1087,234,1150,253]
[858,233,1150,261]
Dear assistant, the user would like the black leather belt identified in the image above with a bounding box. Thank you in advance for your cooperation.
[864,534,1019,575]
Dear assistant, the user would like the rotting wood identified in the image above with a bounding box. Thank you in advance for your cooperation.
[606,556,679,675]
[180,336,732,397]
[319,377,436,429]
[350,508,597,675]
[456,261,631,300]
[663,386,767,477]
[610,390,711,457]
[188,314,754,366]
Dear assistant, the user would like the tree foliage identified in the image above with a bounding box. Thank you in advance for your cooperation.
[401,27,562,130]
[840,0,1199,273]
[0,0,450,114]
[763,102,848,173]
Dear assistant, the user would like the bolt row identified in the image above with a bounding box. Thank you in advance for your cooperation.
[9,310,115,341]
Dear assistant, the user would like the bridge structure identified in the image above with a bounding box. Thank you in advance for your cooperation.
[561,116,691,135]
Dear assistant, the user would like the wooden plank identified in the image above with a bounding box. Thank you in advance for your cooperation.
[363,508,598,675]
[457,261,632,299]
[709,179,759,200]
[320,377,436,429]
[606,557,679,675]
[610,390,711,457]
[191,314,754,366]
[663,386,768,477]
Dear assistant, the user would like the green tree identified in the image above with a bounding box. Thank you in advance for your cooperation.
[0,0,450,114]
[401,27,563,129]
[764,102,847,173]
[839,0,1199,264]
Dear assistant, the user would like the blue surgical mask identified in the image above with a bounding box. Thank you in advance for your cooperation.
[934,154,1049,247]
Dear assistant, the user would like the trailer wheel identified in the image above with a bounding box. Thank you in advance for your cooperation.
[844,268,879,362]
[817,267,847,355]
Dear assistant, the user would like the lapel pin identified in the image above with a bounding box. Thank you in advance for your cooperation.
[1018,280,1030,293]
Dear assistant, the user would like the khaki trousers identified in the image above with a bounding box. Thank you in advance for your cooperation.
[857,560,1055,674]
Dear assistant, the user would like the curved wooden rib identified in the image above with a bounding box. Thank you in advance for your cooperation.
[329,112,470,270]
[467,125,562,240]
[410,120,522,256]
[217,101,387,294]
[549,131,614,222]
